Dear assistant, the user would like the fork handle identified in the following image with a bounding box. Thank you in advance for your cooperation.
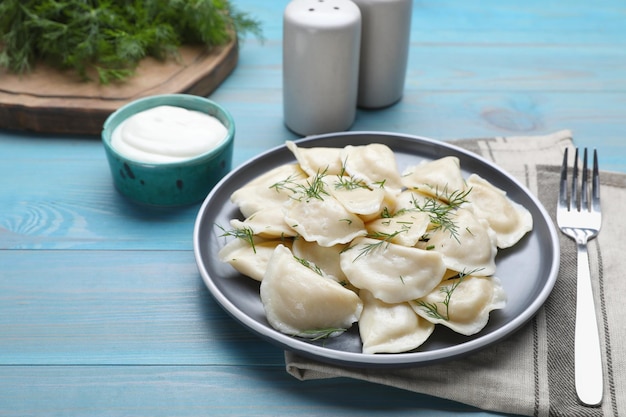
[575,242,603,406]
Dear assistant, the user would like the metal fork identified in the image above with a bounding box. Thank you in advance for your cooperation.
[557,148,603,406]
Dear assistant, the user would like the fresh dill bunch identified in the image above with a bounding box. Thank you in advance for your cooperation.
[0,0,263,83]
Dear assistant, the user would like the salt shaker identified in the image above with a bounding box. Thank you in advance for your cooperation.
[283,0,362,136]
[352,0,413,108]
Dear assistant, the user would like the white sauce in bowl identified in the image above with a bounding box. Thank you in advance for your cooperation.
[111,105,228,163]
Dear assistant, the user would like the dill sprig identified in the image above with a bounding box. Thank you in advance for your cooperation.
[270,168,329,202]
[217,224,256,254]
[353,230,406,261]
[408,187,472,242]
[416,268,482,321]
[293,256,323,276]
[303,169,329,201]
[334,158,369,191]
[295,327,347,341]
[380,207,394,218]
[334,175,369,191]
[334,157,387,190]
[372,179,387,189]
[269,173,305,195]
[0,0,263,84]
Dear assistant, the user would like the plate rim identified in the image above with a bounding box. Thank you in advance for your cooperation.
[193,131,560,367]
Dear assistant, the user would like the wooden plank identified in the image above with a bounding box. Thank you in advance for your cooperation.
[218,41,626,92]
[0,41,238,135]
[0,365,494,417]
[245,1,626,44]
[0,250,283,366]
[408,1,626,41]
[0,159,200,250]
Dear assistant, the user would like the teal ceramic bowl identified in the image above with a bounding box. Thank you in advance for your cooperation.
[102,94,235,206]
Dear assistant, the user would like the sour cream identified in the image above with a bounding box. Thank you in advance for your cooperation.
[111,105,228,164]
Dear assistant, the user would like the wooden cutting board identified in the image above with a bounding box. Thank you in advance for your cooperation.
[0,39,238,136]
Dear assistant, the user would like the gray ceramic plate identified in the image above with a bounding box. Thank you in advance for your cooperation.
[193,132,560,367]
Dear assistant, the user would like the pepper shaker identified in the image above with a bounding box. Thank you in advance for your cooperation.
[283,0,362,136]
[352,0,413,108]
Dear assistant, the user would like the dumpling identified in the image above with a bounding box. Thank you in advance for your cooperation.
[324,177,387,217]
[340,237,446,303]
[340,144,404,195]
[286,141,344,176]
[260,244,363,338]
[410,275,506,336]
[401,156,467,202]
[359,290,435,354]
[365,210,430,247]
[291,238,349,284]
[230,163,306,217]
[230,206,298,239]
[418,207,497,276]
[283,193,366,247]
[393,189,432,213]
[218,238,291,281]
[464,174,533,248]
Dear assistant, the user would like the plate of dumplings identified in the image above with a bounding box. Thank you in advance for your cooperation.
[193,132,559,367]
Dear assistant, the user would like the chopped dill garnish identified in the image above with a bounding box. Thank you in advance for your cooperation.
[380,207,394,218]
[216,224,256,254]
[269,173,305,195]
[302,169,329,201]
[415,268,482,321]
[396,220,414,226]
[334,175,369,191]
[295,327,347,341]
[271,168,329,202]
[372,179,386,188]
[353,230,406,261]
[367,230,408,241]
[407,186,472,242]
[293,256,323,276]
[333,157,387,190]
[334,158,369,191]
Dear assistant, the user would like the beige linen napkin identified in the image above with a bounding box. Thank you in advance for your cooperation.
[285,130,625,417]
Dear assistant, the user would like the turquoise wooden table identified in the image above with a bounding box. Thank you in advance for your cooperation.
[1,1,625,415]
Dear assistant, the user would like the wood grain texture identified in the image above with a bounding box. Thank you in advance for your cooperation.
[0,41,238,135]
[1,0,625,416]
[0,366,488,417]
[0,250,284,366]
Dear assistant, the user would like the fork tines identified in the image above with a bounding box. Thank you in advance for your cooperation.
[561,147,600,212]
[592,149,601,212]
